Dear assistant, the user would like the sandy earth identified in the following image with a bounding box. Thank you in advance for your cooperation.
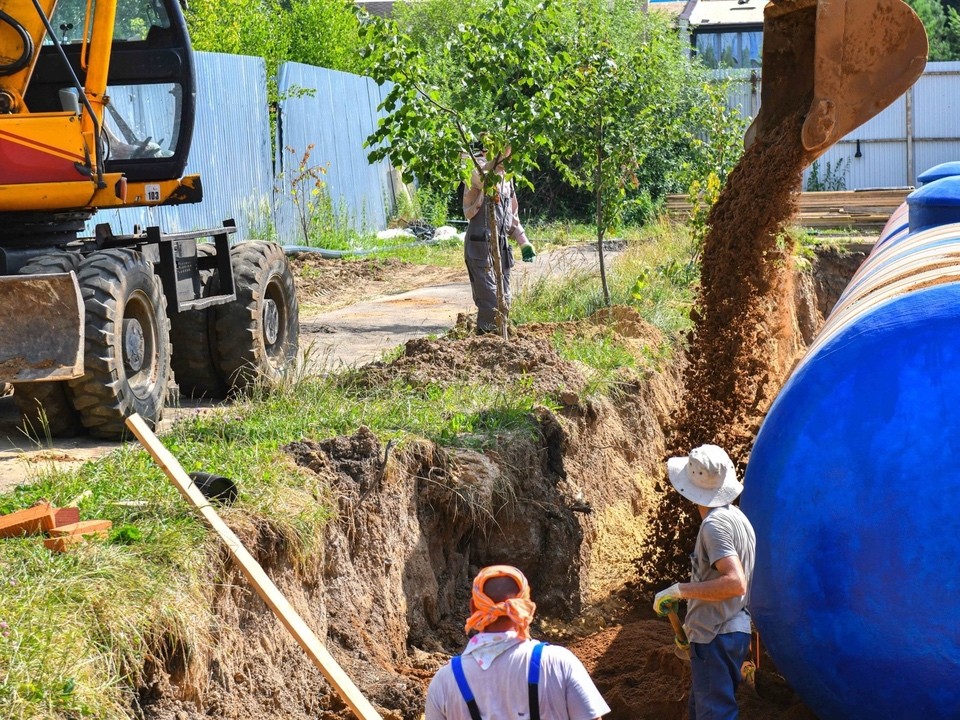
[0,244,618,491]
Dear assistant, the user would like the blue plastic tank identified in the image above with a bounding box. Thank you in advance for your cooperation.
[741,175,960,720]
[874,162,960,250]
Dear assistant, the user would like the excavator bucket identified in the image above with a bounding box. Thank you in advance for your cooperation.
[0,273,84,382]
[745,0,928,165]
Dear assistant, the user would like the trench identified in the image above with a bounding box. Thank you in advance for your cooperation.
[135,246,866,720]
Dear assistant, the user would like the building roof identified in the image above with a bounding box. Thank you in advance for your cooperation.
[681,0,764,28]
[356,1,396,18]
[648,1,690,18]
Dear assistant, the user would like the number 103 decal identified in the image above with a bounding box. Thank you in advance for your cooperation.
[145,184,161,202]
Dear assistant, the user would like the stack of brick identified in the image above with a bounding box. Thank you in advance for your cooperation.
[0,501,112,552]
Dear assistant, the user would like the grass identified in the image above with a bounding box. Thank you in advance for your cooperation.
[514,217,698,338]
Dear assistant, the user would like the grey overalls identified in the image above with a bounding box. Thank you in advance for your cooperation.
[464,178,516,333]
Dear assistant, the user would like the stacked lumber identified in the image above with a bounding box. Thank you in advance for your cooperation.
[0,501,111,552]
[665,188,912,229]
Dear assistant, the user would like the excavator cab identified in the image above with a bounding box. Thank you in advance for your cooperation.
[745,0,928,166]
[22,0,196,183]
[0,0,199,205]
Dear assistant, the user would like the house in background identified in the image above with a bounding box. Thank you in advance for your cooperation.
[355,1,399,17]
[678,0,764,68]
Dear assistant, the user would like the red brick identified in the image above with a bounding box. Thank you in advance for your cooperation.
[48,520,112,538]
[0,503,56,538]
[53,507,80,528]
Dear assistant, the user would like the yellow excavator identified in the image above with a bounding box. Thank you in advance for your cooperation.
[0,0,299,438]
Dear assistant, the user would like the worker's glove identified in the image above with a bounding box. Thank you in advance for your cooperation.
[520,244,536,262]
[653,583,684,616]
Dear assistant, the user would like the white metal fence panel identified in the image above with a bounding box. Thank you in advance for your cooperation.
[274,62,395,242]
[721,61,960,190]
[87,52,274,240]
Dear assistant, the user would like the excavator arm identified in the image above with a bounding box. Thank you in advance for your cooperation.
[745,0,929,166]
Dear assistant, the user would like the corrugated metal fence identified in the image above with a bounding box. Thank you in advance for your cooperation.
[721,61,960,190]
[87,52,396,242]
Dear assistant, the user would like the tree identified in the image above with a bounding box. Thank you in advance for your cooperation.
[905,0,960,59]
[551,0,746,304]
[360,0,574,338]
[392,0,746,223]
[186,0,367,76]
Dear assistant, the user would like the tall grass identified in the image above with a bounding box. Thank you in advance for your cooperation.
[514,218,698,338]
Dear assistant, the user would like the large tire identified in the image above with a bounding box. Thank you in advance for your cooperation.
[12,252,85,437]
[169,243,228,399]
[214,241,299,394]
[67,249,173,438]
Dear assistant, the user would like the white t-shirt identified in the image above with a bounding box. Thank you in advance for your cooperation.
[425,638,611,720]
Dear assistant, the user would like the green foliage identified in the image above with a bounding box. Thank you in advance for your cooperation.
[378,0,745,225]
[361,0,574,193]
[551,329,639,396]
[277,145,361,248]
[906,0,960,60]
[186,0,367,75]
[392,183,452,227]
[686,170,722,255]
[514,220,698,337]
[805,158,851,192]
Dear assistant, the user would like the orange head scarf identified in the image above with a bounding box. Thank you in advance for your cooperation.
[464,565,537,640]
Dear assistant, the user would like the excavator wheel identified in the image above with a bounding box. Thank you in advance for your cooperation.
[170,243,229,399]
[12,252,85,438]
[67,249,173,438]
[213,241,299,394]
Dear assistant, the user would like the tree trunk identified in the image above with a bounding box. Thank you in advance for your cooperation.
[596,140,611,306]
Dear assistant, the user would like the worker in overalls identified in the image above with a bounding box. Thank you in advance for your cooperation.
[462,148,536,334]
[424,565,610,720]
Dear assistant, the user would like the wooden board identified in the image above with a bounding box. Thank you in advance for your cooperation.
[125,413,383,720]
[665,189,910,229]
[44,528,110,553]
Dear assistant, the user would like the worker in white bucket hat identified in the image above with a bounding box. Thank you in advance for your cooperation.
[653,444,756,720]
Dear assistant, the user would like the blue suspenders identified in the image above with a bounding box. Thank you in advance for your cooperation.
[451,641,547,720]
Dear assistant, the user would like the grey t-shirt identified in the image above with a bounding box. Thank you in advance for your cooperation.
[685,504,756,645]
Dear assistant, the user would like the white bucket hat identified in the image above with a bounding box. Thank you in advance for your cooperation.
[667,444,742,508]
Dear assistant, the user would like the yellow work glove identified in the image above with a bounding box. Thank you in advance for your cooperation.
[653,583,684,616]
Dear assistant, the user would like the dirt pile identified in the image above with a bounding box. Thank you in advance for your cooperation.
[359,327,590,402]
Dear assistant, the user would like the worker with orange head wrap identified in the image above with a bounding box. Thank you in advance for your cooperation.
[425,565,610,720]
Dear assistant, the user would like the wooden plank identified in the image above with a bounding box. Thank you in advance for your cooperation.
[0,502,57,538]
[664,188,907,230]
[124,414,383,720]
[49,520,113,538]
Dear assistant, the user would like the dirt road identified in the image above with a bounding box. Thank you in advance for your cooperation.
[0,244,616,490]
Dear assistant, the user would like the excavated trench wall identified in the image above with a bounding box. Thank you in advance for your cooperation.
[137,246,866,720]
